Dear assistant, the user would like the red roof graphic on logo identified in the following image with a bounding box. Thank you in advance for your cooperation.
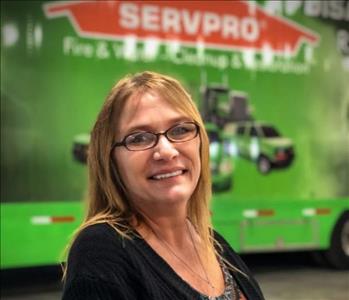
[43,0,319,55]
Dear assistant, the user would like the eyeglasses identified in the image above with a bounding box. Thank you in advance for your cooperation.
[112,122,200,151]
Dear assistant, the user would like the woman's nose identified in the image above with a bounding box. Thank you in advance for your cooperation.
[153,135,179,161]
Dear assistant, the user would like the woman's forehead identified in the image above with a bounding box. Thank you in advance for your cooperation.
[116,91,190,133]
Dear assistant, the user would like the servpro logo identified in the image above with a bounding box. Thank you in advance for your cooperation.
[43,0,319,57]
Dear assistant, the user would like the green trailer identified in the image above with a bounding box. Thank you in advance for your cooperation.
[1,0,348,269]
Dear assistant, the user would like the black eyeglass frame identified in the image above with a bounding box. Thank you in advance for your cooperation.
[112,121,200,151]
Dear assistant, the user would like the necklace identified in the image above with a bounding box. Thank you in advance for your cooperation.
[149,220,215,294]
[187,221,214,291]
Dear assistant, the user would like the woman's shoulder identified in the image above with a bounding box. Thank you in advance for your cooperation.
[74,222,121,240]
[71,222,124,252]
[66,223,133,278]
[63,223,141,299]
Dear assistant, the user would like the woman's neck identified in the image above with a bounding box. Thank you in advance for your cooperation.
[134,208,190,248]
[131,198,191,243]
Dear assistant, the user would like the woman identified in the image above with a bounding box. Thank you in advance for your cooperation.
[62,71,264,300]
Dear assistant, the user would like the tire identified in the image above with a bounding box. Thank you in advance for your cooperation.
[257,155,271,174]
[310,251,330,268]
[212,178,232,193]
[324,211,349,270]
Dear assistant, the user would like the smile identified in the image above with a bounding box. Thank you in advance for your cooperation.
[151,170,186,180]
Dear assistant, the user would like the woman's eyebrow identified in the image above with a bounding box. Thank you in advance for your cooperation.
[124,124,153,134]
[123,117,192,134]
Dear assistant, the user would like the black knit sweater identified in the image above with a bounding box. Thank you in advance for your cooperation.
[62,223,264,300]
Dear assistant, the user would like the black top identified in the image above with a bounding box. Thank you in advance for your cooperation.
[62,223,264,300]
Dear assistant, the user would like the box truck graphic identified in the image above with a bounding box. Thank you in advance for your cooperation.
[1,1,348,270]
[200,80,295,175]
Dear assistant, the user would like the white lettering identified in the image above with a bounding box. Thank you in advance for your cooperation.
[63,36,74,54]
[119,3,139,29]
[285,0,302,15]
[142,5,159,31]
[170,48,229,69]
[162,8,180,33]
[304,1,322,17]
[203,12,220,36]
[241,18,258,42]
[182,10,201,35]
[63,36,94,57]
[96,41,110,59]
[118,3,262,44]
[337,29,349,54]
[222,15,239,39]
[329,1,345,20]
[273,0,349,21]
[263,0,283,15]
[304,1,348,20]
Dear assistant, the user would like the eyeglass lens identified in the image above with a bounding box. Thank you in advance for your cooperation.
[125,122,198,150]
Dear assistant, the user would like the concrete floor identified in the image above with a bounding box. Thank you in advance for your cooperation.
[256,268,348,300]
[247,252,349,300]
[2,252,349,300]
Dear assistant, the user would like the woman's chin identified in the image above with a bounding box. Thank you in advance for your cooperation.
[152,187,192,206]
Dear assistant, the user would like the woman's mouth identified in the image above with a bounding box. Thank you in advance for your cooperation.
[150,170,187,180]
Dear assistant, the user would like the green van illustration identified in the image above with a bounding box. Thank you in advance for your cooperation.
[230,121,295,174]
[231,121,295,174]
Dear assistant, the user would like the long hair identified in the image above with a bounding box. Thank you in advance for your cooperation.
[65,71,214,259]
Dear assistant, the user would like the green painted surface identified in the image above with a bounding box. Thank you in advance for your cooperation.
[1,202,83,268]
[212,196,348,252]
[1,1,348,268]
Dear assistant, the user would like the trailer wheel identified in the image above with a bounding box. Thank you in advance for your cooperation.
[257,155,271,174]
[310,250,330,268]
[324,211,349,270]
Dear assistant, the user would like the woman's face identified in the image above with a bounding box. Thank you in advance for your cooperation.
[113,91,201,213]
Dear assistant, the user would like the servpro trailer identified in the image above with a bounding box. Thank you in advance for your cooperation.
[1,0,348,269]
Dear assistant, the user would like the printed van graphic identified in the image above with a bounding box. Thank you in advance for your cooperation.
[43,0,320,56]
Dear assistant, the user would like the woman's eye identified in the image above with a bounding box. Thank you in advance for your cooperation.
[170,124,195,137]
[128,133,151,145]
[172,126,189,136]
